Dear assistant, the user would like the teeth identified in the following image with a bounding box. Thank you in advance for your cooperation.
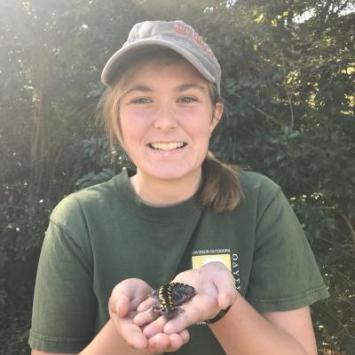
[150,142,185,151]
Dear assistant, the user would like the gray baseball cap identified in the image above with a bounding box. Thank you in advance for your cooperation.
[101,20,221,94]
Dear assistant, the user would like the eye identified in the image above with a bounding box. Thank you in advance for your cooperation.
[129,97,152,104]
[179,96,198,104]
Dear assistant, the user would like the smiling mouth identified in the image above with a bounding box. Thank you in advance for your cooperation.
[148,142,187,151]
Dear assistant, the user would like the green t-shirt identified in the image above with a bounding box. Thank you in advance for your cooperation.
[29,169,329,353]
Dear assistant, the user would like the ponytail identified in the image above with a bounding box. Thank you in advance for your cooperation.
[199,151,243,213]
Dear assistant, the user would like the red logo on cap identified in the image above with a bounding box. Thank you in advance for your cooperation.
[173,23,215,59]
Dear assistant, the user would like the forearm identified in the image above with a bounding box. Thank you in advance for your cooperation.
[79,319,151,355]
[209,294,312,355]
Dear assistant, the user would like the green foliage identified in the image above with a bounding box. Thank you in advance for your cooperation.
[74,137,132,189]
[0,0,354,353]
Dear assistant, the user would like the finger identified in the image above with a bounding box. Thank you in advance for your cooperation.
[111,291,150,318]
[152,329,190,353]
[111,313,148,349]
[169,329,190,349]
[164,307,200,334]
[134,308,157,326]
[212,273,236,309]
[148,333,170,353]
[131,295,149,311]
[218,291,235,310]
[143,315,167,338]
[109,293,130,318]
[180,329,190,344]
[137,297,155,312]
[163,334,185,353]
[147,330,189,353]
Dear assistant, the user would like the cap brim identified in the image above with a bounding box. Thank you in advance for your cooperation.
[101,38,216,86]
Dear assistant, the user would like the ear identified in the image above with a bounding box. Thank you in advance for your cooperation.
[210,102,224,132]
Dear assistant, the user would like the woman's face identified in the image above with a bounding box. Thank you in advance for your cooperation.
[117,60,223,183]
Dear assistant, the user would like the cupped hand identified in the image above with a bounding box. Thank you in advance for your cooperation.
[109,278,190,353]
[134,262,237,338]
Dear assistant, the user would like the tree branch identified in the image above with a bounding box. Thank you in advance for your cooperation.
[229,92,284,128]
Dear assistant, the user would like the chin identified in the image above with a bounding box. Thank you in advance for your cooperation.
[143,165,200,182]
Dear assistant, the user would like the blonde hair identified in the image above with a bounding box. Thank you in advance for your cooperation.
[99,47,243,212]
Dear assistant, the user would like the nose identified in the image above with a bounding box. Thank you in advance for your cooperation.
[153,103,178,131]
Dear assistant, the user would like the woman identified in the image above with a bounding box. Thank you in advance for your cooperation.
[29,20,329,354]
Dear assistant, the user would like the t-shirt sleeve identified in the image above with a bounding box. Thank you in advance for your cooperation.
[28,196,97,353]
[246,185,329,313]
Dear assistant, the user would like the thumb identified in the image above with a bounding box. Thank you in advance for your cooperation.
[218,291,235,310]
[211,268,236,309]
[110,293,131,318]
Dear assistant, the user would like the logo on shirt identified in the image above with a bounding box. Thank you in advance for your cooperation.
[191,248,241,291]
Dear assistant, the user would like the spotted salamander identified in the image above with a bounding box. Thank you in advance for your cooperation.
[152,282,196,319]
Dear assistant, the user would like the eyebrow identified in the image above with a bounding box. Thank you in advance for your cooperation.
[124,83,207,95]
[176,83,207,93]
[125,84,152,94]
